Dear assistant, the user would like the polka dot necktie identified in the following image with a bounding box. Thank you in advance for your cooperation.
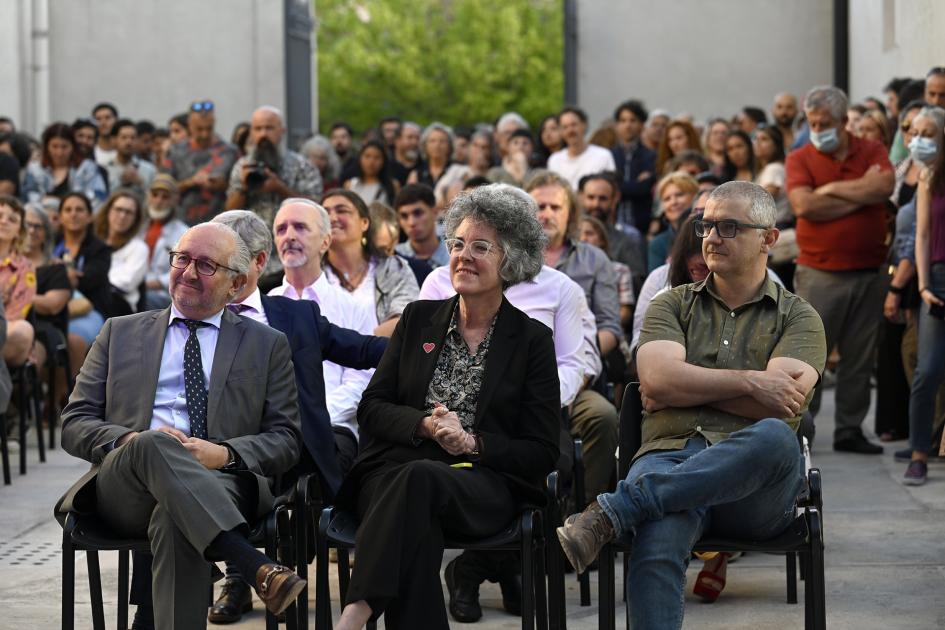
[181,319,210,440]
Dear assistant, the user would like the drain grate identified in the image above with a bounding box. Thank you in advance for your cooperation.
[0,540,61,567]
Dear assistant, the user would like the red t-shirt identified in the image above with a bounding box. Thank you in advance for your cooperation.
[785,136,892,270]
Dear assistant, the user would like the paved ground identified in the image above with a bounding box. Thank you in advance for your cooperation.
[1,388,944,629]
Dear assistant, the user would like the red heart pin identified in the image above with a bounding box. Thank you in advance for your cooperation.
[422,342,435,354]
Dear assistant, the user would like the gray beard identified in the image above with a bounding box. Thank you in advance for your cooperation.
[148,205,174,221]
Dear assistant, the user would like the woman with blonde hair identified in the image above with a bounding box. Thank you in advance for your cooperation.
[648,171,699,271]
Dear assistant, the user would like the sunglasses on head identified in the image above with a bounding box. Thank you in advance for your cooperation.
[190,100,215,113]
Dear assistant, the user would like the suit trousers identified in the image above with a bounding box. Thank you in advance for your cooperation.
[346,459,516,630]
[793,265,885,440]
[570,389,619,504]
[96,431,256,630]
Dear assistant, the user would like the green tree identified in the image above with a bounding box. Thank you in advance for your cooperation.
[316,0,563,132]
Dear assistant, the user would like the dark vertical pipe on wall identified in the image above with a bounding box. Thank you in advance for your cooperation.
[564,0,578,105]
[834,0,849,93]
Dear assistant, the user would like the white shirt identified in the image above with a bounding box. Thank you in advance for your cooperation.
[151,305,223,434]
[228,287,269,326]
[109,237,149,311]
[269,271,375,437]
[547,144,617,190]
[323,261,379,328]
[419,265,598,407]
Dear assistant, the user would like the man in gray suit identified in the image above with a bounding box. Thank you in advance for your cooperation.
[59,222,305,630]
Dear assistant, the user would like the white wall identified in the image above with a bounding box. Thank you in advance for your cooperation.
[575,0,834,126]
[0,0,289,140]
[849,0,945,102]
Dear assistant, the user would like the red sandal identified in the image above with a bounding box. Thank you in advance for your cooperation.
[693,552,729,602]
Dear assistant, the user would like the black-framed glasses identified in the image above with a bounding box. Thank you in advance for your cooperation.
[444,238,495,259]
[693,219,771,239]
[168,251,237,276]
[190,100,215,113]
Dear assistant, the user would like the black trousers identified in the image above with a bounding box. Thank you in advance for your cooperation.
[347,459,516,629]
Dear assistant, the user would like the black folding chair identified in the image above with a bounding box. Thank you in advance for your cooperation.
[8,361,45,477]
[597,383,826,630]
[314,472,556,630]
[58,473,314,630]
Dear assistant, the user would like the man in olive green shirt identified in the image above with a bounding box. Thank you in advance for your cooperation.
[557,181,826,629]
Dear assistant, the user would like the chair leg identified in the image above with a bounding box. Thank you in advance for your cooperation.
[315,512,332,630]
[30,365,45,464]
[546,537,566,630]
[0,408,10,485]
[521,513,535,630]
[295,493,310,630]
[809,509,827,630]
[17,371,27,475]
[47,353,58,450]
[786,551,797,604]
[599,544,615,630]
[337,549,350,604]
[533,519,549,630]
[86,550,106,630]
[62,534,75,630]
[117,550,129,630]
[264,512,280,630]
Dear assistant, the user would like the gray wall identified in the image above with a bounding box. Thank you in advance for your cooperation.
[849,0,945,103]
[574,0,834,126]
[0,0,309,143]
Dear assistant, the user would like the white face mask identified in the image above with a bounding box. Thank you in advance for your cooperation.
[809,127,840,153]
[908,136,939,164]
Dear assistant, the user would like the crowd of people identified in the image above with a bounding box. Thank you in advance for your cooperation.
[6,64,944,630]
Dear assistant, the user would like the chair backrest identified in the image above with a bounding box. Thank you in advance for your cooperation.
[617,382,643,479]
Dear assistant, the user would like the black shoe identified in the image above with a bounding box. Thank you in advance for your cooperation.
[445,557,482,623]
[208,578,253,624]
[833,434,883,454]
[131,605,154,630]
[498,572,522,616]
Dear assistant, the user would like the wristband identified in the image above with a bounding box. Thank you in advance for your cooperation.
[888,285,905,296]
[919,287,929,295]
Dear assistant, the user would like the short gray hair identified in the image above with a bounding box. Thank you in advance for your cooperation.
[24,203,54,260]
[912,105,945,134]
[804,85,848,120]
[176,222,252,275]
[212,210,273,257]
[444,184,546,288]
[496,112,529,132]
[420,122,454,158]
[278,197,331,236]
[300,134,341,182]
[707,181,777,228]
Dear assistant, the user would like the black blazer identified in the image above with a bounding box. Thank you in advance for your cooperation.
[347,295,560,506]
[260,294,387,499]
[57,232,113,317]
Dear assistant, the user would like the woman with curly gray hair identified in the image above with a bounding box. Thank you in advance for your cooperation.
[334,184,559,630]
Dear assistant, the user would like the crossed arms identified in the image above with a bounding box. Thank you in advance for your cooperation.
[637,339,819,420]
[789,164,894,223]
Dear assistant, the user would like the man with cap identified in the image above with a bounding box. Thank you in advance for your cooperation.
[142,174,189,310]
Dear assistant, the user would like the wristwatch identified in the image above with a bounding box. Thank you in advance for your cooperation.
[466,433,482,461]
[221,444,239,470]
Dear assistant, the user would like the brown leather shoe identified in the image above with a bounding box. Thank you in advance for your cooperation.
[254,564,306,616]
[556,500,615,574]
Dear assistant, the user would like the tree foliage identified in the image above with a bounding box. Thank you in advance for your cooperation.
[316,0,563,133]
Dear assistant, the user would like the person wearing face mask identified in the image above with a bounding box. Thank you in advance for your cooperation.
[141,175,188,310]
[786,85,895,455]
[883,106,945,448]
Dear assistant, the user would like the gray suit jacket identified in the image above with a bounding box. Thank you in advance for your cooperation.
[59,306,301,518]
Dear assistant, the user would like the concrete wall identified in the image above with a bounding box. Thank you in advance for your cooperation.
[574,0,834,127]
[0,0,293,141]
[849,0,945,102]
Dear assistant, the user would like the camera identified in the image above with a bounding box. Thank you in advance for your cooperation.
[246,137,282,194]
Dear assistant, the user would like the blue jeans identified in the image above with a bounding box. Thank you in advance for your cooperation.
[597,418,804,630]
[70,309,105,344]
[909,264,945,453]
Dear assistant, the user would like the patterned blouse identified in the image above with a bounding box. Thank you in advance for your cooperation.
[0,254,37,320]
[424,305,498,432]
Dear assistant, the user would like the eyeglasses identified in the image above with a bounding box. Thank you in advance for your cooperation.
[693,219,771,239]
[190,100,215,113]
[444,238,495,259]
[168,251,237,276]
[25,222,44,231]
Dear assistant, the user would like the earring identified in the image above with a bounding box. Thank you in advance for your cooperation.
[361,236,368,247]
